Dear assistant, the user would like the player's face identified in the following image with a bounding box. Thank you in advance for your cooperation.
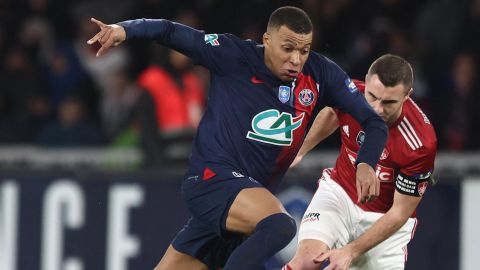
[263,25,312,82]
[365,74,412,125]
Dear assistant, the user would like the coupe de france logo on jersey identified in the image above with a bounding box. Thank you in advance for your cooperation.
[278,86,291,103]
[345,78,358,93]
[204,34,220,46]
[246,109,304,146]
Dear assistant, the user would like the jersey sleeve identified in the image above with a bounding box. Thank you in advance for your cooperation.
[118,19,242,74]
[320,58,388,169]
[395,147,436,197]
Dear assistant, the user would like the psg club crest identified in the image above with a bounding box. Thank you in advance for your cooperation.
[278,86,291,103]
[298,89,314,106]
[356,131,365,146]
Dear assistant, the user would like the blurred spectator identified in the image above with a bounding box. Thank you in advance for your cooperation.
[135,47,206,167]
[0,46,51,143]
[432,52,480,150]
[44,41,99,114]
[138,49,205,131]
[101,68,140,140]
[37,96,104,146]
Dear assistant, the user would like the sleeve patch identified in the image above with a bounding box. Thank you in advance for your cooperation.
[204,34,220,46]
[395,173,429,197]
[345,78,358,93]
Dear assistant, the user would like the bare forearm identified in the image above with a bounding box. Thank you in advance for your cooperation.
[347,211,408,258]
[298,107,338,157]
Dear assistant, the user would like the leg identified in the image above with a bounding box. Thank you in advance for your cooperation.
[154,245,207,270]
[166,216,239,270]
[223,187,297,270]
[350,213,418,270]
[288,239,329,270]
[286,173,355,270]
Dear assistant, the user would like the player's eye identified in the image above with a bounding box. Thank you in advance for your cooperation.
[283,47,294,53]
[301,48,310,55]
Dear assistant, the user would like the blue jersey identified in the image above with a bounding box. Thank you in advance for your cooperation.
[120,19,387,189]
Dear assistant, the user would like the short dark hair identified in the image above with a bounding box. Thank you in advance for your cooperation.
[368,54,413,92]
[267,6,313,34]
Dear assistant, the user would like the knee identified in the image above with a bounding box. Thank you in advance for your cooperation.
[257,213,297,246]
[277,214,297,241]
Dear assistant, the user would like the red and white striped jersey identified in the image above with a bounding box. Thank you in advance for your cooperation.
[330,80,437,215]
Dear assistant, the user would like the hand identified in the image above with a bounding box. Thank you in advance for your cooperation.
[355,163,379,203]
[313,246,355,270]
[87,18,126,57]
[290,154,304,168]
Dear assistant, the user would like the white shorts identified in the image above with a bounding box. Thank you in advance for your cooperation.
[298,169,417,270]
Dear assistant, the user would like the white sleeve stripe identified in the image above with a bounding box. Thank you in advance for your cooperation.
[398,124,417,150]
[400,121,420,149]
[403,117,423,147]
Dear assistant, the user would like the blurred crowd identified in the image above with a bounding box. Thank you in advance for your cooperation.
[0,0,479,167]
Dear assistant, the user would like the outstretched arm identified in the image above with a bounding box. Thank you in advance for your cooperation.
[87,17,240,75]
[314,191,421,270]
[87,17,203,58]
[291,107,339,167]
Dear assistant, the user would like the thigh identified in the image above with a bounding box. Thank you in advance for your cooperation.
[182,164,263,236]
[171,217,246,269]
[297,177,353,248]
[226,187,287,234]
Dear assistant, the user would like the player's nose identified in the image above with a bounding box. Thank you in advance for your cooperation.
[289,51,301,66]
[372,101,384,114]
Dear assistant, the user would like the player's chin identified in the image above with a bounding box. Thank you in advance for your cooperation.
[280,73,297,82]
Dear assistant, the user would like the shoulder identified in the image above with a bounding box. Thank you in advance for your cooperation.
[304,52,343,73]
[395,98,437,155]
[217,34,259,51]
[303,52,350,89]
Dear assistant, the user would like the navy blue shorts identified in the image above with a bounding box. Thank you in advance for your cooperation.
[171,163,263,268]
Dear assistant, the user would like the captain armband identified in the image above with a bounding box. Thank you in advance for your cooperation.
[395,171,432,197]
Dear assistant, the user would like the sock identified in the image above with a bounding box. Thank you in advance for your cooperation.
[223,213,296,270]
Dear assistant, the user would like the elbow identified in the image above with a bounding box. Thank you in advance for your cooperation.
[387,209,411,227]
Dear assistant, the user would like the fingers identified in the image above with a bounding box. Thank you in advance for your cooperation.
[97,37,115,57]
[90,27,116,57]
[367,180,376,202]
[356,180,362,203]
[313,252,329,264]
[98,27,113,45]
[90,17,107,28]
[87,29,106,45]
[360,181,369,203]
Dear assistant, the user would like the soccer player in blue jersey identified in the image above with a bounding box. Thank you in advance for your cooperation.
[88,6,388,270]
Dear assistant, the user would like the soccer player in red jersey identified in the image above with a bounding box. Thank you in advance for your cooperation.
[285,54,437,270]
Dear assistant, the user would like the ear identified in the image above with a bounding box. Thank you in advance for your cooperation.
[263,32,269,45]
[405,88,413,99]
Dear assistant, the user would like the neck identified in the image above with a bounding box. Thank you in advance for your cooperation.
[264,52,274,75]
[387,107,403,126]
